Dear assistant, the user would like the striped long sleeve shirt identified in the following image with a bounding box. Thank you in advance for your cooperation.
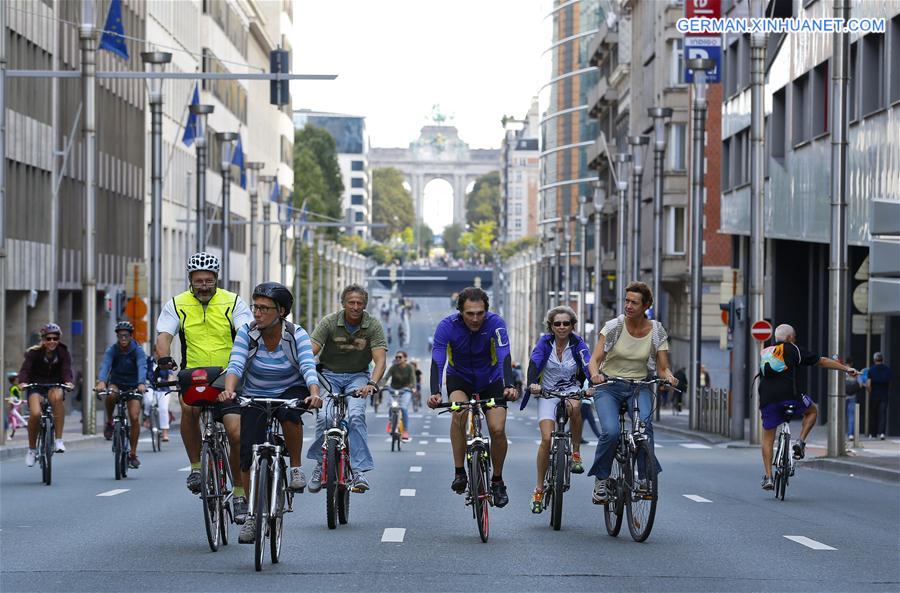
[226,323,319,398]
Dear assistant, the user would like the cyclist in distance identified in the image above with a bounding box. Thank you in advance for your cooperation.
[427,286,519,507]
[219,283,322,543]
[523,306,592,513]
[96,321,148,469]
[380,350,416,441]
[306,284,387,494]
[155,252,252,517]
[756,323,857,490]
[18,323,74,466]
[586,281,676,503]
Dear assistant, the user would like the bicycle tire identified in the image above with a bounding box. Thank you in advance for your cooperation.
[200,443,221,552]
[604,455,625,537]
[338,450,351,525]
[150,406,161,452]
[41,419,53,486]
[325,441,339,529]
[470,448,490,543]
[270,459,285,564]
[254,457,269,572]
[119,425,130,479]
[390,409,400,452]
[626,441,658,542]
[219,444,232,546]
[550,445,566,531]
[777,436,790,501]
[113,426,123,481]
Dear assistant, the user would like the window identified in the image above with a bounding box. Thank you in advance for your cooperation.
[670,39,685,86]
[202,49,247,123]
[725,38,740,96]
[514,218,522,230]
[811,61,829,136]
[354,211,364,222]
[860,33,885,115]
[280,135,292,168]
[351,160,364,171]
[891,16,900,103]
[668,124,687,171]
[721,138,731,190]
[351,194,364,206]
[351,177,364,188]
[665,206,686,255]
[771,87,786,158]
[792,73,810,145]
[513,203,523,215]
[849,42,859,121]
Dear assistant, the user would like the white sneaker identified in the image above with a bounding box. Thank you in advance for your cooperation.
[54,439,66,453]
[25,449,37,467]
[289,467,307,492]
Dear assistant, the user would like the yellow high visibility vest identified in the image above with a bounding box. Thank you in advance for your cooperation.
[172,289,239,369]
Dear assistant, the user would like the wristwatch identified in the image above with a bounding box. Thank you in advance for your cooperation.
[367,380,380,393]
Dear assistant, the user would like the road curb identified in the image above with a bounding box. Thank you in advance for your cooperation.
[655,423,729,445]
[800,457,900,484]
[0,435,106,461]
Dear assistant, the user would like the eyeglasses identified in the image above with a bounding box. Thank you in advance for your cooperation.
[552,320,573,327]
[250,304,278,313]
[192,279,217,287]
[42,336,60,342]
[394,356,405,360]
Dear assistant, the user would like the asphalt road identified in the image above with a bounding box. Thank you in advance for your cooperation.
[2,297,898,593]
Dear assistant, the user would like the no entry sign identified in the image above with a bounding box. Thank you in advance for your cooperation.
[751,320,773,342]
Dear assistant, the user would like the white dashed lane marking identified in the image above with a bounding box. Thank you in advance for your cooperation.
[409,466,423,472]
[97,489,129,497]
[784,536,837,550]
[683,494,712,503]
[680,443,712,449]
[415,451,426,456]
[436,438,450,443]
[400,489,416,497]
[178,466,191,472]
[381,528,406,543]
[419,440,429,445]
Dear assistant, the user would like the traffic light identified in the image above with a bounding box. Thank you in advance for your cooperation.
[719,300,734,331]
[270,48,289,106]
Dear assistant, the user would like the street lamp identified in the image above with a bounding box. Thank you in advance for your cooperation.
[317,237,325,322]
[246,161,264,289]
[593,179,606,341]
[259,174,276,281]
[614,152,632,314]
[216,131,239,289]
[578,195,590,336]
[648,106,673,323]
[687,57,714,423]
[628,135,650,282]
[141,50,172,353]
[189,103,214,251]
[279,192,289,286]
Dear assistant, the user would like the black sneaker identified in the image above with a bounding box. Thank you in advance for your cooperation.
[232,496,248,524]
[792,441,806,460]
[186,470,202,494]
[128,455,141,469]
[450,473,467,494]
[761,475,774,490]
[491,480,509,508]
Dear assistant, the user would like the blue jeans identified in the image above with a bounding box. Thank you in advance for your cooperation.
[306,371,374,473]
[846,395,856,437]
[396,388,412,431]
[588,381,661,479]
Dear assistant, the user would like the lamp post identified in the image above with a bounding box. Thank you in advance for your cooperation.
[246,161,264,290]
[614,152,632,314]
[189,103,214,251]
[648,107,673,323]
[216,131,238,289]
[687,58,714,418]
[141,50,173,354]
[578,195,590,336]
[259,174,275,282]
[563,224,572,308]
[317,237,325,321]
[593,181,605,342]
[293,212,303,321]
[628,135,650,282]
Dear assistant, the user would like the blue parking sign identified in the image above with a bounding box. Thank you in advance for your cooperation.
[684,37,722,83]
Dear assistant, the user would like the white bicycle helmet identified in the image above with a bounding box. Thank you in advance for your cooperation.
[186,252,220,276]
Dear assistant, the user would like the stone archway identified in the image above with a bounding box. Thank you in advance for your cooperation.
[370,124,499,227]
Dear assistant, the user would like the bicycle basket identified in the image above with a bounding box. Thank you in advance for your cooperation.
[178,367,223,406]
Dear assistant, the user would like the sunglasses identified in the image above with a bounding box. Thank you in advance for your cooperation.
[43,336,60,342]
[552,321,573,327]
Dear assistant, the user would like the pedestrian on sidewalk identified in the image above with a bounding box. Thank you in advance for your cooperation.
[844,358,863,440]
[867,352,892,440]
[672,367,688,413]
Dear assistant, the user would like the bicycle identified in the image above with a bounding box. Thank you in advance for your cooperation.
[772,402,797,501]
[95,387,140,480]
[144,388,165,453]
[412,389,421,412]
[160,368,235,552]
[19,383,69,485]
[383,387,404,452]
[597,376,672,543]
[319,383,363,530]
[435,395,506,543]
[6,393,27,439]
[239,396,306,572]
[536,388,587,531]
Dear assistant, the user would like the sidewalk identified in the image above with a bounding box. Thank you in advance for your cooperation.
[1,410,107,461]
[653,406,900,484]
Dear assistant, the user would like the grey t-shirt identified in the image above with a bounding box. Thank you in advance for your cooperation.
[540,345,580,393]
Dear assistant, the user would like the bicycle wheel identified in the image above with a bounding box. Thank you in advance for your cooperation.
[219,444,233,546]
[777,437,790,501]
[200,443,221,552]
[603,458,625,537]
[470,448,490,543]
[254,457,269,572]
[626,441,658,542]
[338,450,351,525]
[41,420,53,486]
[325,441,339,529]
[150,406,161,452]
[113,426,123,481]
[270,460,285,564]
[390,409,400,452]
[119,426,129,479]
[550,445,566,531]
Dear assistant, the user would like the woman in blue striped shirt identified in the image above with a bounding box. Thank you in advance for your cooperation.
[220,283,321,541]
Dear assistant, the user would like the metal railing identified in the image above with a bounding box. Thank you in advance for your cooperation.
[690,387,731,438]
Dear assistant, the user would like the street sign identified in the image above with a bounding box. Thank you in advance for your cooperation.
[125,262,148,298]
[124,297,147,319]
[852,282,868,314]
[686,0,721,21]
[852,314,885,335]
[685,37,722,83]
[751,319,773,342]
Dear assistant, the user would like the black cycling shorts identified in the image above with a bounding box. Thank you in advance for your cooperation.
[239,385,310,471]
[445,376,507,407]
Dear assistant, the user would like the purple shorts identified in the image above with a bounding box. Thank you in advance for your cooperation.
[760,394,814,430]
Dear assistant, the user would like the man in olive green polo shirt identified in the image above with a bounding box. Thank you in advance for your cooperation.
[306,284,387,493]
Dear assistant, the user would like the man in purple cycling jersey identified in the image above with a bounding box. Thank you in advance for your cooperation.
[427,287,519,507]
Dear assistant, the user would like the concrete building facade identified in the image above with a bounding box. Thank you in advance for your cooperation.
[499,98,540,243]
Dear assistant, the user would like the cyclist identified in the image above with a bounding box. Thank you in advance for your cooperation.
[586,281,676,504]
[410,358,423,410]
[427,286,519,507]
[380,351,416,441]
[522,306,592,513]
[219,283,322,543]
[155,252,252,517]
[18,323,74,465]
[397,322,407,346]
[757,323,857,490]
[306,284,387,494]
[96,321,147,469]
[143,356,172,443]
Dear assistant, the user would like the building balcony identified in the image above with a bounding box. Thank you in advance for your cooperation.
[587,76,618,118]
[588,21,618,66]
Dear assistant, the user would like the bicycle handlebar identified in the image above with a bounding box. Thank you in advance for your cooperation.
[236,396,310,410]
[434,397,508,412]
[599,376,681,393]
[19,382,72,391]
[536,389,589,400]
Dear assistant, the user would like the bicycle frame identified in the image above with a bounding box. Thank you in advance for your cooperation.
[246,398,297,518]
[322,392,352,485]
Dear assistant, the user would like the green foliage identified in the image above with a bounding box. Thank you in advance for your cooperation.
[458,221,496,258]
[293,125,343,236]
[499,235,539,259]
[372,168,415,242]
[442,223,464,256]
[415,222,435,253]
[466,171,501,226]
[295,125,344,202]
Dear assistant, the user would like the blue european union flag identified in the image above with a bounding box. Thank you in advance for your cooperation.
[182,84,200,147]
[270,178,280,202]
[231,135,246,189]
[98,0,129,61]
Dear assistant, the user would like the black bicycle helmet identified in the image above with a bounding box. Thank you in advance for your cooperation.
[115,321,135,334]
[252,282,293,318]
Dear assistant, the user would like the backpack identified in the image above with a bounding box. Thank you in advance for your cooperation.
[245,320,301,373]
[759,343,795,376]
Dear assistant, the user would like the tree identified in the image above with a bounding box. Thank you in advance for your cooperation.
[442,223,464,256]
[414,222,435,253]
[293,125,343,235]
[499,235,539,259]
[466,171,501,226]
[459,221,496,259]
[372,167,414,241]
[295,125,343,204]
